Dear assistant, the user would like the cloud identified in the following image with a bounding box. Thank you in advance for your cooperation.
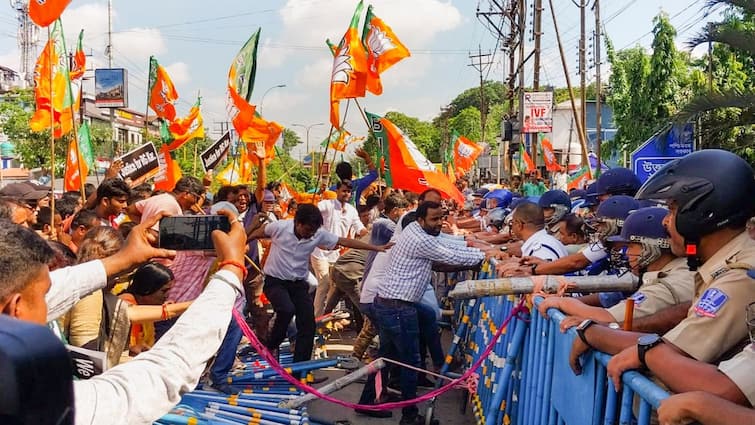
[294,58,332,89]
[165,62,191,86]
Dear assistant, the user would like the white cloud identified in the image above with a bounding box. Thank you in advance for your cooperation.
[294,58,332,89]
[164,62,191,86]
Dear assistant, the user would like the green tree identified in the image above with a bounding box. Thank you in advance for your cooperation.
[280,128,302,155]
[448,106,481,143]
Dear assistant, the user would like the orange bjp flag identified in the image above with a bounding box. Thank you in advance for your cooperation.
[539,134,561,172]
[329,0,369,128]
[148,56,178,121]
[361,5,410,95]
[63,137,87,192]
[154,146,183,192]
[245,115,283,166]
[453,133,483,175]
[28,0,71,27]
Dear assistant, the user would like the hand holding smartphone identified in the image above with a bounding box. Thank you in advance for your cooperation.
[158,215,231,251]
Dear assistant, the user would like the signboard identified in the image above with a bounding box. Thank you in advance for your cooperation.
[94,68,128,108]
[522,91,553,133]
[116,142,159,181]
[200,131,232,171]
[631,123,694,183]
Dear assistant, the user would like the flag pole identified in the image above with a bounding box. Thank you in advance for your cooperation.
[59,23,87,200]
[47,26,57,240]
[144,56,153,144]
[323,99,352,190]
[352,97,383,195]
[317,125,335,194]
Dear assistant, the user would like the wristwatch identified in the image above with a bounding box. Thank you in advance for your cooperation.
[531,263,538,275]
[637,334,664,370]
[575,319,595,348]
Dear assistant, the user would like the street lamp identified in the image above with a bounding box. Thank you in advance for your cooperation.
[291,122,325,159]
[259,84,286,114]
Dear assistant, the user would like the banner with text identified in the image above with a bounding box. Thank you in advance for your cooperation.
[116,142,160,181]
[522,91,553,133]
[201,131,232,171]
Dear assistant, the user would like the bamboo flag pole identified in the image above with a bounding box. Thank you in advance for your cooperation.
[548,0,590,170]
[47,26,57,240]
[316,125,334,193]
[59,23,86,201]
[144,57,153,144]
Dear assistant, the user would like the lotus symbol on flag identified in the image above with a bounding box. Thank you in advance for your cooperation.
[332,45,353,84]
[367,27,396,58]
[458,142,474,158]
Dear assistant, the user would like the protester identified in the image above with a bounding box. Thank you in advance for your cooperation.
[91,178,131,227]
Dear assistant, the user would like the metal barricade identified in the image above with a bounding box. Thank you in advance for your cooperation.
[447,264,670,425]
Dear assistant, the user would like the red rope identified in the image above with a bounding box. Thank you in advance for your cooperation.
[232,299,528,411]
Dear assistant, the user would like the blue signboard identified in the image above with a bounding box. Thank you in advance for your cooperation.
[631,123,694,183]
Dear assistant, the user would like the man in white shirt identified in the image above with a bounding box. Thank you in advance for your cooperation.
[311,180,368,316]
[511,201,568,262]
[248,204,388,364]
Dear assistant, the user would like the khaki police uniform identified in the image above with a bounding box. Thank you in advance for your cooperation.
[663,232,755,362]
[607,257,695,321]
[718,343,755,406]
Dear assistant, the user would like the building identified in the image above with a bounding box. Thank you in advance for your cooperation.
[81,94,159,155]
[0,65,23,93]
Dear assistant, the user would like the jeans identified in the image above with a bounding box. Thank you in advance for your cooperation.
[263,276,315,363]
[372,300,421,419]
[416,302,444,369]
[210,317,243,385]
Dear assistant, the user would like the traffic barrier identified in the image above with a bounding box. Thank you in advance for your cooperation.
[446,264,671,425]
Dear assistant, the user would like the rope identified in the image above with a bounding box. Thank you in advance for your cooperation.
[231,298,528,411]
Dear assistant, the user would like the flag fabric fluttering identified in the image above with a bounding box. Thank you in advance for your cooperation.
[148,56,179,122]
[538,134,562,172]
[568,166,590,191]
[367,111,465,205]
[28,0,72,27]
[361,4,410,95]
[229,29,260,103]
[29,21,75,138]
[77,121,95,170]
[63,134,87,192]
[154,146,183,192]
[329,1,369,128]
[69,30,86,80]
[518,143,536,174]
[245,115,284,166]
[452,132,483,176]
[164,99,204,151]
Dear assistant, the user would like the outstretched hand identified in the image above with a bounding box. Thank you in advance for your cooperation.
[101,211,177,277]
[213,209,247,281]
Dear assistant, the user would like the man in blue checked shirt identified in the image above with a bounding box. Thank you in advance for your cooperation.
[374,201,485,425]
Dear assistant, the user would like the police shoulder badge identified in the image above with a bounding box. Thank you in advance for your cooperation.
[694,288,729,318]
[630,292,646,305]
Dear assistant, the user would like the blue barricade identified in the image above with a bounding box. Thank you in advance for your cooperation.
[449,265,670,425]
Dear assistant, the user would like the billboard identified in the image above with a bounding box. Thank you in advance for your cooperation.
[522,91,553,133]
[631,123,694,183]
[95,68,128,108]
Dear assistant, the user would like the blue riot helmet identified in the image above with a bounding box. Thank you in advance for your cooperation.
[484,189,513,210]
[569,189,587,201]
[587,195,639,241]
[487,207,509,230]
[606,207,671,270]
[538,190,572,231]
[594,167,642,198]
[581,183,599,208]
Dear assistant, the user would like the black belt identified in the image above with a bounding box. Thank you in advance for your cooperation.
[374,296,413,307]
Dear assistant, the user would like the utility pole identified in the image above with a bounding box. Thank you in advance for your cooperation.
[593,0,602,174]
[11,0,39,87]
[531,0,542,170]
[579,0,587,136]
[468,47,493,180]
[517,0,528,173]
[107,0,117,158]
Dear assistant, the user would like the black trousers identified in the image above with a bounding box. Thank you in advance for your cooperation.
[263,276,315,363]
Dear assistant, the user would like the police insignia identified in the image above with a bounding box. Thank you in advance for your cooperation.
[630,292,646,305]
[694,288,729,318]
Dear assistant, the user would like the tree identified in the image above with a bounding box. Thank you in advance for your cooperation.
[280,128,302,155]
[448,106,481,143]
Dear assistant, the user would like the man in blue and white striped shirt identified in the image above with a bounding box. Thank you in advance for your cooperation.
[374,201,484,425]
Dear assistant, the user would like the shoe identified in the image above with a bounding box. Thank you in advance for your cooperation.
[399,414,426,425]
[355,408,393,418]
[210,382,235,395]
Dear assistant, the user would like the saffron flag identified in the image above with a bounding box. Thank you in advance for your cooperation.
[329,1,369,128]
[227,29,266,145]
[538,134,561,172]
[568,166,590,191]
[245,115,284,166]
[29,21,74,138]
[69,30,86,80]
[361,5,410,95]
[28,0,71,27]
[452,132,483,176]
[229,29,260,103]
[164,99,205,151]
[63,136,87,192]
[518,143,535,173]
[148,56,179,122]
[154,146,183,192]
[367,111,464,205]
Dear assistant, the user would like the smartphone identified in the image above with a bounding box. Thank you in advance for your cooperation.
[158,215,231,251]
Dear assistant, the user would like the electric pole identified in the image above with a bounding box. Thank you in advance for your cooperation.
[468,47,493,180]
[107,0,117,157]
[11,0,39,87]
[579,0,587,136]
[531,0,542,169]
[593,0,602,174]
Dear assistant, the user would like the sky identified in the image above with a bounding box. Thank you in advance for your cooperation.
[0,0,722,159]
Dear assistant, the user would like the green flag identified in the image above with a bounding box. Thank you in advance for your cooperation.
[365,111,392,186]
[160,120,174,144]
[230,28,260,102]
[77,121,94,169]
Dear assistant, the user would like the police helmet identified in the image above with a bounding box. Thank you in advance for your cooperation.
[484,189,513,209]
[581,183,600,208]
[606,207,671,269]
[595,168,642,197]
[587,195,639,240]
[487,207,509,229]
[635,149,755,241]
[539,190,572,228]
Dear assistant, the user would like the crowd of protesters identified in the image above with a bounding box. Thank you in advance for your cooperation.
[0,148,753,425]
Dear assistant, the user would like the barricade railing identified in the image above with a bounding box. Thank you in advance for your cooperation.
[448,263,670,425]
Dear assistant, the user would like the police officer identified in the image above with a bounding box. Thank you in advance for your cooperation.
[588,167,642,202]
[538,190,572,235]
[569,150,755,379]
[537,207,694,327]
[509,201,567,261]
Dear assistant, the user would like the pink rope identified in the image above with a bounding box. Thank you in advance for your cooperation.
[232,299,528,411]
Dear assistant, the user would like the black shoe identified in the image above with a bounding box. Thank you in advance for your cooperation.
[355,408,393,418]
[399,414,426,425]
